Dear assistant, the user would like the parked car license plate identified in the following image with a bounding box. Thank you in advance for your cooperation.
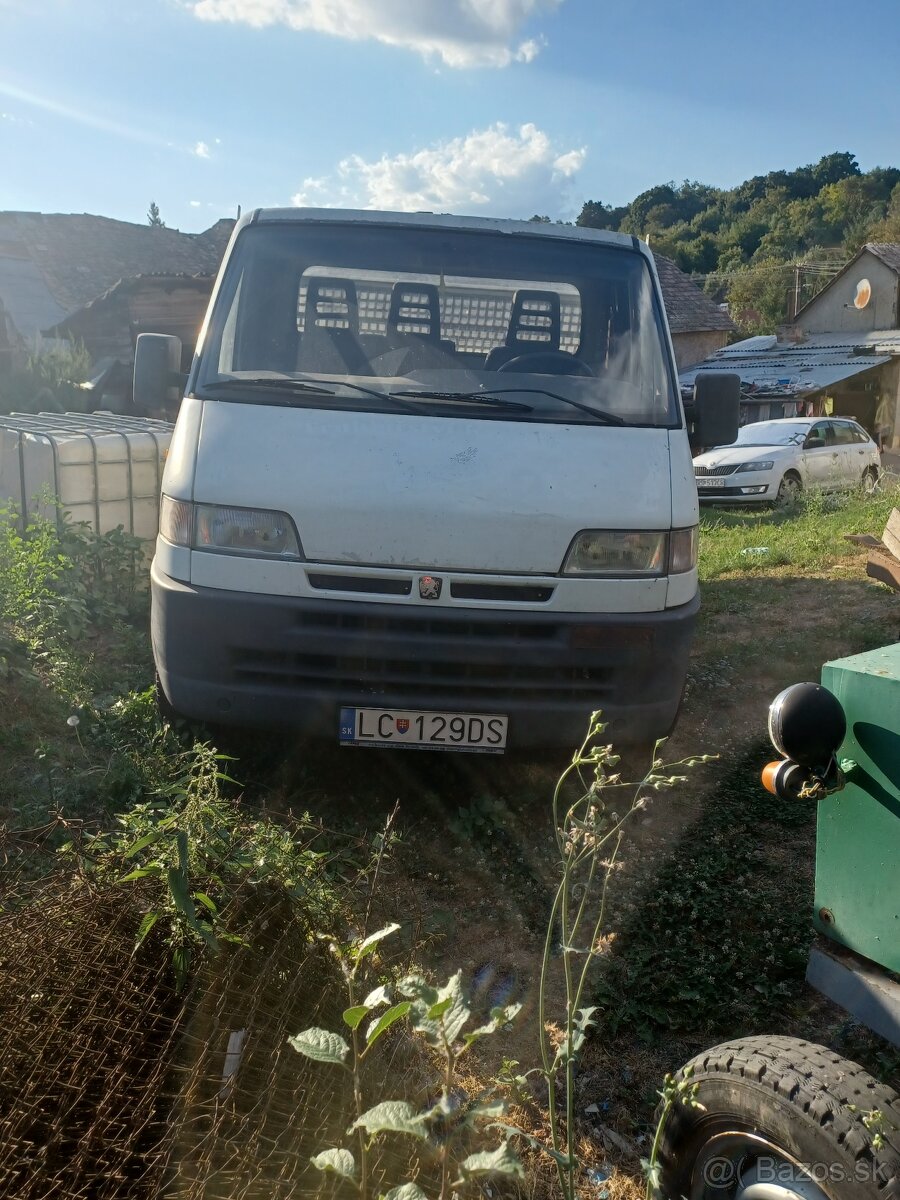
[697,476,726,487]
[339,707,508,753]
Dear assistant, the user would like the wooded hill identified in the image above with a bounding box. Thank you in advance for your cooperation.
[573,152,900,333]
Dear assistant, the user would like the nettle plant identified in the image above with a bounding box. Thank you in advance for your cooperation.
[289,924,523,1200]
[291,713,713,1200]
[534,714,714,1200]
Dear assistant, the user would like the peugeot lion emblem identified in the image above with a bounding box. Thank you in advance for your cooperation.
[418,575,442,600]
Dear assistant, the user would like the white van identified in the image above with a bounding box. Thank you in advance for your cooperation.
[139,209,737,752]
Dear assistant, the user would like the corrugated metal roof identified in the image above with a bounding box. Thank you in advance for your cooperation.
[680,331,893,397]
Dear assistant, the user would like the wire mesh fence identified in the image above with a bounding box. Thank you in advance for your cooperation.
[0,872,186,1199]
[0,831,427,1200]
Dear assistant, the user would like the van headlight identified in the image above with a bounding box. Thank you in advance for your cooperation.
[563,530,666,575]
[160,496,303,559]
[562,528,697,576]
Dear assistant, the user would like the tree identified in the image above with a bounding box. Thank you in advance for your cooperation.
[0,339,92,415]
[811,151,860,188]
[576,200,628,231]
[622,183,678,235]
[724,259,794,335]
[866,182,900,242]
[147,201,165,228]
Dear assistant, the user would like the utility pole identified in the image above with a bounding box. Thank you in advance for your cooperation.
[791,264,802,320]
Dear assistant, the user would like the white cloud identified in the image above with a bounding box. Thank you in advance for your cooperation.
[189,0,562,68]
[194,140,211,158]
[189,199,202,206]
[291,123,586,219]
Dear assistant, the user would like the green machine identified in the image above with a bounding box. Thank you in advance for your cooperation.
[814,644,900,981]
[651,646,900,1200]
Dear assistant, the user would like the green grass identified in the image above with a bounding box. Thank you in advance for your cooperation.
[699,483,900,580]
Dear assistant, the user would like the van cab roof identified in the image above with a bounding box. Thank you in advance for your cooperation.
[251,207,643,256]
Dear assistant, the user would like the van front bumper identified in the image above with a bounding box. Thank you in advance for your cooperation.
[151,566,698,748]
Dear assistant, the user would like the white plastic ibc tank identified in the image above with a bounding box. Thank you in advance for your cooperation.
[0,412,174,542]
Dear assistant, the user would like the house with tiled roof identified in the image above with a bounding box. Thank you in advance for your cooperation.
[652,252,735,369]
[681,243,900,444]
[0,211,234,349]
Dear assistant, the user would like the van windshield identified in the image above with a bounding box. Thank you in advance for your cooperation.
[195,220,679,427]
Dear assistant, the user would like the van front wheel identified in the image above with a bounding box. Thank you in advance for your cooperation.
[653,1035,900,1200]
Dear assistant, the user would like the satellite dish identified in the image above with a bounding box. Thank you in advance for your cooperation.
[854,278,872,309]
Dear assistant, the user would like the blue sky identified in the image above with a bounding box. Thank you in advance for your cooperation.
[1,0,898,233]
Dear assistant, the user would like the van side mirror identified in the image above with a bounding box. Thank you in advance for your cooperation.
[685,372,741,451]
[134,333,184,413]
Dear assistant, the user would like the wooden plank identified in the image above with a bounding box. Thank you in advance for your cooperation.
[844,533,882,547]
[882,507,900,562]
[867,549,900,592]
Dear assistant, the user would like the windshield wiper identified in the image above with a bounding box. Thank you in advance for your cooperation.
[201,376,422,414]
[205,377,334,395]
[393,389,534,413]
[394,388,624,424]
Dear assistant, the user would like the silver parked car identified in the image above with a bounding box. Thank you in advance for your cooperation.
[693,417,880,505]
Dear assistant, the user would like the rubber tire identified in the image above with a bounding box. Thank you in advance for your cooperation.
[862,467,879,496]
[777,472,802,507]
[655,1035,900,1200]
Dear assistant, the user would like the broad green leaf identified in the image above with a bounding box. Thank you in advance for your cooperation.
[172,944,191,993]
[132,910,159,953]
[463,1002,522,1047]
[118,865,163,883]
[288,1027,350,1065]
[122,830,163,858]
[363,984,391,1009]
[167,867,218,951]
[459,1143,524,1179]
[465,1098,507,1122]
[365,1001,411,1048]
[354,922,401,961]
[167,866,194,917]
[574,1005,598,1031]
[409,972,470,1047]
[427,997,452,1020]
[193,891,217,915]
[351,1100,427,1139]
[175,829,189,874]
[311,1148,357,1181]
[343,1005,370,1030]
[398,973,439,1008]
[383,1184,429,1200]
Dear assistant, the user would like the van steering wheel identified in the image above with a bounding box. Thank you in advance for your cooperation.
[496,350,595,377]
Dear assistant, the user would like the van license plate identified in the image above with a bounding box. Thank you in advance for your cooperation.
[339,707,507,753]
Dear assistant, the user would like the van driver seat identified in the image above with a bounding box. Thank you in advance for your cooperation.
[485,289,561,370]
[297,277,370,375]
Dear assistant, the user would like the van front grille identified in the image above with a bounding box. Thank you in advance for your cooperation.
[231,647,615,703]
